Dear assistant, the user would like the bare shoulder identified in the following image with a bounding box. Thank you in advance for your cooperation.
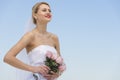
[48,32,60,55]
[19,31,34,46]
[23,31,34,39]
[48,32,59,39]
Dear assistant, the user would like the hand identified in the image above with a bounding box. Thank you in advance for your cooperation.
[44,71,60,80]
[51,71,60,79]
[32,65,50,76]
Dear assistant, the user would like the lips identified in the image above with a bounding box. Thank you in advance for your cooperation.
[45,15,51,18]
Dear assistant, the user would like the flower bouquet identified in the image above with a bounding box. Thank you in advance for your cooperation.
[45,51,66,75]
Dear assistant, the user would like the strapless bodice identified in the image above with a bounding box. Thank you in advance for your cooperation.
[28,45,57,66]
[16,45,58,80]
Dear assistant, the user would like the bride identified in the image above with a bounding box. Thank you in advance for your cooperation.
[4,2,65,80]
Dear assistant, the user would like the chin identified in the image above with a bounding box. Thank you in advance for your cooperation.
[42,19,51,23]
[43,20,50,23]
[46,19,51,22]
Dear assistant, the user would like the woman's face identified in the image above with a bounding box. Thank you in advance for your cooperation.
[35,4,52,23]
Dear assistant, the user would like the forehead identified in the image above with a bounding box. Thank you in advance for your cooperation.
[39,4,50,9]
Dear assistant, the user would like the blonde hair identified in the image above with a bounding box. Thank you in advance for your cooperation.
[32,2,50,24]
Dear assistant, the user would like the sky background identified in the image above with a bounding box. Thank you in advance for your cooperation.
[0,0,120,80]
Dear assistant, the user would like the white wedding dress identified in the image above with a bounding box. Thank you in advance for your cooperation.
[16,18,58,80]
[17,45,57,80]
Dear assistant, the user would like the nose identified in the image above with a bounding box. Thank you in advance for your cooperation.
[46,9,51,13]
[46,10,50,14]
[46,11,51,16]
[46,11,50,14]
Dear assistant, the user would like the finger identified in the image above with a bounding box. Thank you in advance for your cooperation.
[40,66,49,74]
[44,76,52,80]
[50,71,56,75]
[51,72,59,77]
[42,65,50,70]
[44,65,50,70]
[44,74,51,77]
[39,67,48,76]
[39,69,46,75]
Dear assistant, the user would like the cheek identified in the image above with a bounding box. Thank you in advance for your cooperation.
[37,11,44,16]
[37,13,44,19]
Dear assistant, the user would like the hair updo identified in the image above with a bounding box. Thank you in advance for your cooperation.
[32,2,50,24]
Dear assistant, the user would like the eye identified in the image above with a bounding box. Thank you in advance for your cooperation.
[42,8,51,13]
[49,9,51,12]
[42,9,47,12]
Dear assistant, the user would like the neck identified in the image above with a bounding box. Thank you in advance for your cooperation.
[36,22,47,34]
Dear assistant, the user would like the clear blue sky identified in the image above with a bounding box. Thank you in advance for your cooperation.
[0,0,120,80]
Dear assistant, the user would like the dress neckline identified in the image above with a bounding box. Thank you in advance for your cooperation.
[28,45,55,54]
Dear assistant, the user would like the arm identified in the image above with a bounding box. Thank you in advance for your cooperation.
[4,32,34,72]
[51,35,62,78]
[4,32,50,75]
[53,35,66,76]
[53,35,61,56]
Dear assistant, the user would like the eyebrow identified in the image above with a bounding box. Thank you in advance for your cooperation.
[41,8,50,10]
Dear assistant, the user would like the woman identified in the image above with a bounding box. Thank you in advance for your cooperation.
[4,2,65,80]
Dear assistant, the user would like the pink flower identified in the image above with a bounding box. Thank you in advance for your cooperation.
[46,51,53,58]
[45,51,66,74]
[51,54,58,60]
[56,56,63,65]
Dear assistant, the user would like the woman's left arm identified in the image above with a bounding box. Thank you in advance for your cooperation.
[53,34,61,56]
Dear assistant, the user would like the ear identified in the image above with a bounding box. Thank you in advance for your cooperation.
[33,13,37,19]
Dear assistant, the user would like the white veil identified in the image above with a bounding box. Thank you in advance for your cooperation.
[24,17,36,33]
[16,17,35,80]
